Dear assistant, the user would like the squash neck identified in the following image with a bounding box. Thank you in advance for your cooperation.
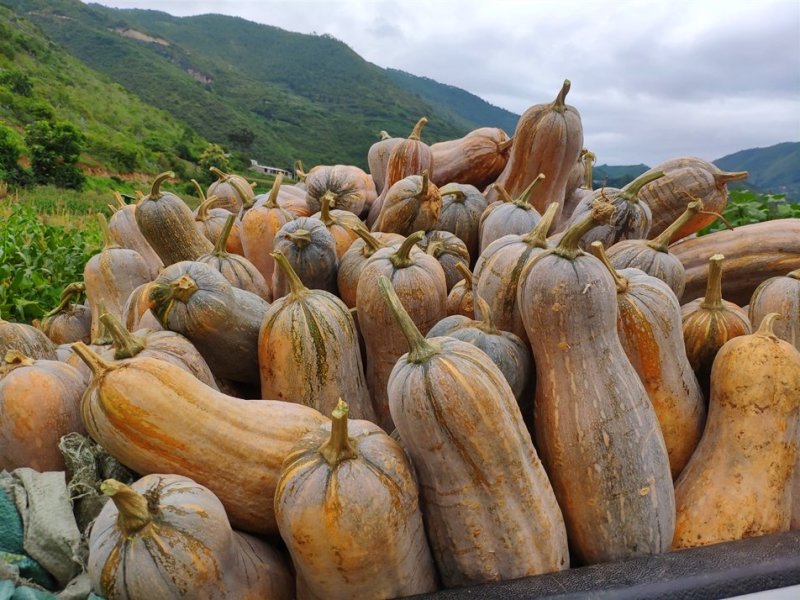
[319,399,358,467]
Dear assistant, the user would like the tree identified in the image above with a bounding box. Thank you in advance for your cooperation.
[24,120,86,189]
[198,143,230,182]
[0,124,30,186]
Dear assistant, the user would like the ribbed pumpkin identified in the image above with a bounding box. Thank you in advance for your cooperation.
[37,282,91,345]
[681,254,752,400]
[310,191,364,258]
[446,262,475,318]
[148,261,269,383]
[372,171,442,236]
[430,127,513,189]
[0,317,57,360]
[367,130,403,196]
[304,164,376,216]
[479,173,545,254]
[251,172,311,219]
[419,230,470,292]
[207,166,255,214]
[192,177,237,247]
[518,201,675,564]
[381,276,569,586]
[73,343,327,534]
[356,232,447,431]
[435,183,488,264]
[271,217,339,298]
[259,251,374,421]
[121,282,163,333]
[591,242,706,479]
[107,191,163,279]
[336,227,404,308]
[275,400,438,599]
[0,351,86,472]
[672,314,800,549]
[749,269,800,349]
[88,474,294,599]
[135,171,214,266]
[486,79,583,224]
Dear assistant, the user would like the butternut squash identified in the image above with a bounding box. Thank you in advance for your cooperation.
[430,127,512,189]
[107,191,163,279]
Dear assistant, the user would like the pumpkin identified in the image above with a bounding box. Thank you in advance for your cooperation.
[336,227,404,309]
[517,200,675,564]
[419,230,470,292]
[207,166,255,214]
[430,127,513,189]
[73,343,327,534]
[446,262,475,318]
[251,172,311,218]
[372,171,442,236]
[259,251,374,421]
[435,182,488,265]
[557,149,595,232]
[194,193,243,255]
[310,191,364,259]
[0,351,86,472]
[672,314,800,549]
[0,317,58,360]
[367,130,403,196]
[275,400,437,599]
[681,254,752,401]
[271,217,339,298]
[37,282,91,345]
[590,241,706,479]
[479,173,545,254]
[121,282,163,333]
[88,474,294,599]
[486,79,583,224]
[107,191,163,279]
[380,276,569,586]
[749,268,800,349]
[304,164,376,216]
[135,171,214,266]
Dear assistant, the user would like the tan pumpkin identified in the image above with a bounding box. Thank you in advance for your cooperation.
[367,130,403,196]
[372,171,442,236]
[446,261,475,318]
[336,227,404,308]
[207,166,255,214]
[517,200,675,564]
[89,474,294,599]
[479,173,545,254]
[430,126,512,189]
[435,182,488,265]
[486,79,583,224]
[121,282,163,332]
[310,191,364,259]
[259,251,374,421]
[557,149,595,232]
[271,217,339,298]
[107,191,163,279]
[73,343,327,534]
[0,351,86,472]
[275,400,438,599]
[749,269,800,349]
[672,314,800,549]
[0,318,57,360]
[304,164,376,216]
[419,230,470,292]
[37,282,91,345]
[381,276,569,586]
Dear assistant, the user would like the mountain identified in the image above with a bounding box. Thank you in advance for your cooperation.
[3,0,520,170]
[592,164,649,188]
[714,142,800,199]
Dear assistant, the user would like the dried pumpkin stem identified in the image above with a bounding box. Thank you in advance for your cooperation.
[319,191,336,226]
[263,173,284,209]
[552,79,571,112]
[553,200,615,260]
[377,275,440,364]
[101,479,152,535]
[209,166,228,182]
[195,195,221,221]
[191,178,206,203]
[408,116,428,141]
[4,350,34,367]
[379,130,391,140]
[112,191,127,209]
[97,213,116,249]
[390,230,424,268]
[46,283,84,318]
[213,214,236,256]
[788,269,800,281]
[350,225,385,257]
[148,171,174,201]
[227,176,254,207]
[294,160,306,181]
[714,171,748,188]
[755,313,781,337]
[522,202,559,246]
[582,150,596,189]
[92,300,113,345]
[474,296,499,334]
[71,341,116,376]
[440,189,466,202]
[647,199,703,252]
[418,170,430,197]
[173,275,200,303]
[101,313,145,360]
[620,170,665,203]
[514,173,545,209]
[455,261,473,288]
[497,137,514,153]
[287,229,312,249]
[319,399,358,467]
[589,241,629,293]
[492,183,513,203]
[272,250,307,297]
[700,254,725,310]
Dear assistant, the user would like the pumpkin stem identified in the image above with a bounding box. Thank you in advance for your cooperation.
[101,479,153,535]
[425,239,443,259]
[195,195,220,222]
[294,160,306,182]
[513,173,545,209]
[700,254,725,310]
[213,214,236,256]
[265,174,284,209]
[227,176,254,208]
[440,188,466,203]
[647,199,704,252]
[92,300,113,345]
[4,350,35,367]
[522,202,559,246]
[418,170,430,197]
[377,275,440,363]
[551,79,571,112]
[755,313,781,337]
[620,170,665,203]
[474,296,499,334]
[287,229,312,249]
[455,261,473,288]
[191,178,206,203]
[390,231,424,268]
[492,183,513,203]
[714,170,748,188]
[101,312,145,360]
[350,225,386,257]
[582,150,596,189]
[379,130,391,140]
[71,341,116,376]
[408,117,428,141]
[319,191,336,226]
[272,250,308,297]
[788,269,800,281]
[553,200,615,259]
[589,241,629,293]
[45,283,84,318]
[210,166,228,182]
[112,191,126,209]
[497,137,514,153]
[148,171,174,201]
[319,399,358,467]
[97,213,118,249]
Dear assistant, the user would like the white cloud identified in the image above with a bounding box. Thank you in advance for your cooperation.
[87,0,800,165]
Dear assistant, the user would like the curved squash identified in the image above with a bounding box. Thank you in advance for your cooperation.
[107,191,163,279]
[430,127,512,189]
[38,282,91,345]
[367,130,403,196]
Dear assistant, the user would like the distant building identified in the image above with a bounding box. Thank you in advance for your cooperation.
[249,159,293,179]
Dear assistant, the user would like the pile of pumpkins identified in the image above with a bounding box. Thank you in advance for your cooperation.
[2,78,800,599]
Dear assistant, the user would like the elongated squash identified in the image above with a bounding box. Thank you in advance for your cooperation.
[430,127,512,189]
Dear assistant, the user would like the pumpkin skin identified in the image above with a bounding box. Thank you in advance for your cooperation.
[749,269,800,349]
[107,192,163,279]
[336,228,404,309]
[670,219,800,306]
[304,164,376,216]
[0,352,86,472]
[446,262,475,318]
[681,254,753,401]
[0,319,57,360]
[486,79,583,224]
[275,400,438,600]
[372,171,442,236]
[135,171,214,266]
[258,252,375,421]
[194,194,237,248]
[207,166,255,214]
[517,202,675,564]
[367,130,403,196]
[148,261,269,383]
[672,314,800,549]
[419,230,470,292]
[435,183,488,265]
[590,242,706,480]
[478,174,545,254]
[381,277,569,586]
[310,192,364,259]
[271,217,339,299]
[73,344,327,534]
[38,283,91,345]
[556,149,595,232]
[88,474,294,600]
[639,157,748,242]
[121,282,163,333]
[430,127,512,189]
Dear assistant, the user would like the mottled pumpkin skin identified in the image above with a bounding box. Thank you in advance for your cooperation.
[478,200,542,255]
[336,232,404,308]
[372,173,442,236]
[207,170,255,214]
[39,303,92,345]
[430,127,511,190]
[271,218,339,298]
[122,282,163,333]
[435,183,488,265]
[607,238,686,300]
[0,319,58,360]
[564,186,653,250]
[197,249,271,302]
[275,418,437,599]
[749,271,800,350]
[108,203,163,279]
[518,250,675,565]
[89,474,293,600]
[420,230,470,292]
[304,164,376,216]
[388,336,569,586]
[310,204,364,260]
[80,354,327,534]
[0,357,86,472]
[367,133,403,196]
[672,322,800,549]
[446,278,474,318]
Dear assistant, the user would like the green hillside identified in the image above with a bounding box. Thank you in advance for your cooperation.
[714,142,800,199]
[0,4,207,175]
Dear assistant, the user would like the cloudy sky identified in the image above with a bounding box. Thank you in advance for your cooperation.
[91,0,799,166]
